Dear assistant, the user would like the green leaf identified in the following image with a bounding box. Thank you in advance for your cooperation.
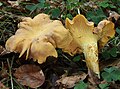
[101,67,120,82]
[86,8,106,24]
[118,8,120,14]
[112,69,120,81]
[116,28,120,35]
[74,81,87,89]
[66,14,73,20]
[109,47,117,57]
[72,55,81,62]
[25,4,37,11]
[99,83,109,89]
[109,4,116,8]
[101,72,112,82]
[38,0,45,3]
[51,8,60,18]
[104,67,116,73]
[37,3,44,9]
[98,0,109,8]
[99,2,109,8]
[102,51,110,59]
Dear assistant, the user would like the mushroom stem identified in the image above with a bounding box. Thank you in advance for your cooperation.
[82,42,100,77]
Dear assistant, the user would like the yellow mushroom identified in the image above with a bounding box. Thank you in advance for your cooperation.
[5,13,72,64]
[6,13,115,77]
[63,14,115,76]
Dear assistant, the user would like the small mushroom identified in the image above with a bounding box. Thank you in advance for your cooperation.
[63,14,115,76]
[5,13,72,64]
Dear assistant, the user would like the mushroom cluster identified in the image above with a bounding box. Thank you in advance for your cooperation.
[6,13,115,76]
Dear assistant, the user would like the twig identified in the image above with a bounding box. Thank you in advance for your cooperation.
[7,56,14,89]
[0,10,24,20]
[77,8,80,14]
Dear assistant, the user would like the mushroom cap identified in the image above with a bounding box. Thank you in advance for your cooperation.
[64,14,96,54]
[94,20,115,49]
[5,13,72,64]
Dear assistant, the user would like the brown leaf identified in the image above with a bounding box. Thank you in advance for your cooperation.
[0,81,9,89]
[56,72,87,88]
[0,62,9,79]
[0,45,10,56]
[7,0,19,7]
[100,58,120,71]
[108,11,120,21]
[14,64,45,88]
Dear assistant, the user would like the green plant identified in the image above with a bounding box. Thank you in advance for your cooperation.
[25,0,46,11]
[72,55,81,62]
[86,8,106,24]
[101,28,120,59]
[74,81,88,89]
[102,46,118,59]
[101,67,120,82]
[97,0,116,9]
[66,0,80,10]
[99,83,109,89]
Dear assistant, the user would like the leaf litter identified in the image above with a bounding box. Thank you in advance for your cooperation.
[56,72,87,88]
[14,64,45,88]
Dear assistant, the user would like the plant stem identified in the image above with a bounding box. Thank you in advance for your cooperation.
[7,56,14,89]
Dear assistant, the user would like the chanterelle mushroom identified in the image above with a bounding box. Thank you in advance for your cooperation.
[63,14,115,76]
[6,13,115,77]
[5,13,72,64]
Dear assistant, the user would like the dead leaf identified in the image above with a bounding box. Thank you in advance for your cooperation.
[56,72,87,88]
[0,81,9,89]
[108,11,120,21]
[84,1,97,8]
[0,45,10,56]
[14,64,45,88]
[0,62,9,78]
[8,0,19,7]
[100,58,120,70]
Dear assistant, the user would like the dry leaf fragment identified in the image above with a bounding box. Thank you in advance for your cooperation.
[14,64,45,88]
[6,13,72,64]
[64,14,115,76]
[8,0,19,7]
[56,72,87,88]
[108,11,120,21]
[0,45,10,56]
[0,81,9,89]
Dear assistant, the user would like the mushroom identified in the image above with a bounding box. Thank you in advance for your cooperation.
[5,13,72,64]
[63,14,115,76]
[6,13,115,77]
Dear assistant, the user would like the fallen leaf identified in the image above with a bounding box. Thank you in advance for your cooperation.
[100,58,120,70]
[0,81,9,89]
[108,11,120,28]
[56,72,87,88]
[7,0,19,7]
[14,64,45,88]
[0,62,9,78]
[108,11,120,21]
[84,1,97,8]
